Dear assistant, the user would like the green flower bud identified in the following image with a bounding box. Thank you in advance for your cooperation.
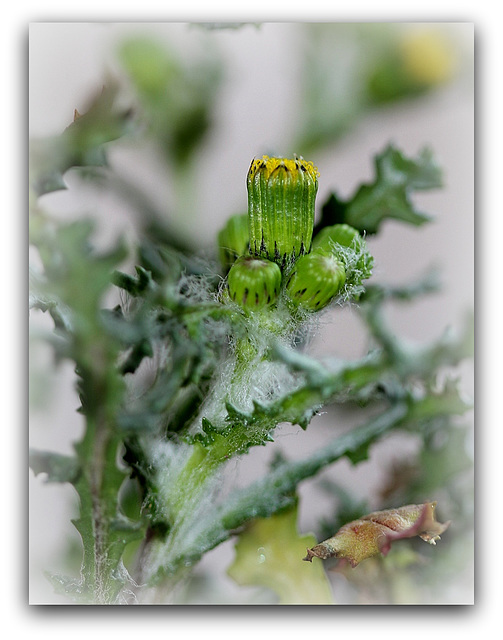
[217,213,249,270]
[313,224,374,301]
[285,250,346,311]
[312,223,360,251]
[227,256,282,310]
[247,155,319,267]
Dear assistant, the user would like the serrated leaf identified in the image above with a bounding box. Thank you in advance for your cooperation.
[30,219,128,342]
[29,84,131,197]
[224,401,251,425]
[345,146,441,233]
[69,432,144,603]
[228,504,333,604]
[317,145,442,235]
[165,402,409,573]
[201,417,215,433]
[363,145,432,191]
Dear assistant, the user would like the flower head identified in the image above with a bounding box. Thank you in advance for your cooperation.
[399,28,455,87]
[247,155,319,267]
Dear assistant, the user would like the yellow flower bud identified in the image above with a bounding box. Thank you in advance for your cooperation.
[247,155,319,267]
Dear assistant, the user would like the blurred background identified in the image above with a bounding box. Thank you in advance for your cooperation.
[29,22,474,604]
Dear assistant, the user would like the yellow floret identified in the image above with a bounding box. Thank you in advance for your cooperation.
[248,155,319,182]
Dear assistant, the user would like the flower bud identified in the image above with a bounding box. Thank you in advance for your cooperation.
[217,213,249,270]
[227,256,282,310]
[312,223,360,251]
[285,250,346,311]
[312,224,373,302]
[247,155,319,267]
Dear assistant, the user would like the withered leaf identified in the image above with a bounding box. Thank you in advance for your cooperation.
[303,502,450,567]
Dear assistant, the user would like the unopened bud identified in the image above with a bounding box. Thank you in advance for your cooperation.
[227,256,282,310]
[285,250,346,311]
[217,213,249,270]
[312,223,360,251]
[247,155,319,267]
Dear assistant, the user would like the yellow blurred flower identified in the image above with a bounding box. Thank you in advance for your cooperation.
[399,28,456,86]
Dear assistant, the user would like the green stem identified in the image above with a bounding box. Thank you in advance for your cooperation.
[73,410,126,603]
[71,344,131,603]
[158,401,410,578]
[139,329,280,592]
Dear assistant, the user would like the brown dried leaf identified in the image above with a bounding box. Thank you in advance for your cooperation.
[303,502,450,568]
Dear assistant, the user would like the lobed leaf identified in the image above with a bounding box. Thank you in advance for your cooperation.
[29,84,131,197]
[315,145,442,235]
[162,381,469,577]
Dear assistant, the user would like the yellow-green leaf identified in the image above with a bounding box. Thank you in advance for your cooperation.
[227,505,333,604]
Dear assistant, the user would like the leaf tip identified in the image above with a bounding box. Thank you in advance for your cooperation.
[303,548,315,562]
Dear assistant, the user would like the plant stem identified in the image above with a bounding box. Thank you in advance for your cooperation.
[71,345,132,603]
[73,413,122,603]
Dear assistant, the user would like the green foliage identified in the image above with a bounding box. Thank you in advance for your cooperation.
[315,145,442,235]
[118,36,222,167]
[29,450,80,484]
[30,217,144,602]
[227,503,333,604]
[29,85,131,197]
[29,27,472,605]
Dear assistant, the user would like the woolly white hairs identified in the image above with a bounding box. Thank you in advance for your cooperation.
[178,270,217,304]
[139,434,227,579]
[131,245,372,583]
[188,294,321,431]
[326,234,373,303]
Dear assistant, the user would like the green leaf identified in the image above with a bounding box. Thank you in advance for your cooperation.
[30,218,128,344]
[316,145,442,235]
[164,402,409,573]
[227,504,333,604]
[29,449,80,484]
[29,84,131,197]
[30,214,146,602]
[117,36,222,166]
[164,382,470,576]
[70,431,144,603]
